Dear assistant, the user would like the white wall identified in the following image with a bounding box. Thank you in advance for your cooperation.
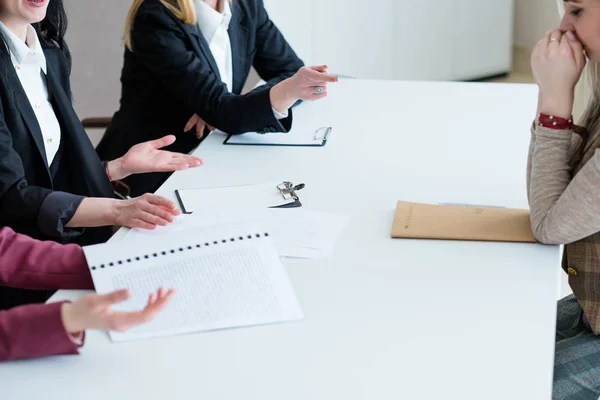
[513,0,558,49]
[65,0,515,123]
[64,0,129,119]
[266,0,514,81]
[452,0,514,79]
[262,0,396,80]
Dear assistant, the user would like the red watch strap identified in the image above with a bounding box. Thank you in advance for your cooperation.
[538,113,573,130]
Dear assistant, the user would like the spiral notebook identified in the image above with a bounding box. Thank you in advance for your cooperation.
[83,222,304,342]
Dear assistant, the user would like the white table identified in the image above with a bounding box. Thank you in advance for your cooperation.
[1,81,560,399]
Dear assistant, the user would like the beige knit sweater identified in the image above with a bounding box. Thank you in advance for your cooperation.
[527,123,598,245]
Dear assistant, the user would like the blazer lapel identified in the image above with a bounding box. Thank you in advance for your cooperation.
[45,61,114,198]
[7,66,49,168]
[228,2,248,94]
[182,22,222,81]
[44,63,72,131]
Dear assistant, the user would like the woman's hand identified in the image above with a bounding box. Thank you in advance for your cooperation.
[61,288,175,334]
[270,65,339,114]
[113,194,180,230]
[67,196,179,230]
[531,29,586,118]
[184,114,215,139]
[107,135,203,181]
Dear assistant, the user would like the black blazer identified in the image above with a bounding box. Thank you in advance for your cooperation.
[96,0,305,196]
[0,44,114,246]
[0,42,115,310]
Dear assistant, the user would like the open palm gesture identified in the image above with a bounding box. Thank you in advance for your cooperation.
[119,135,203,177]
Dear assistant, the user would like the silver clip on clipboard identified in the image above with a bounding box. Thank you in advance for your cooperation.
[277,181,306,201]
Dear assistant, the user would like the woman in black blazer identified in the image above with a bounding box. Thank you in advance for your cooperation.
[0,0,202,308]
[96,0,337,197]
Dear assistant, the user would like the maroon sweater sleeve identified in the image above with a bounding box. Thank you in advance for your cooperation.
[0,227,93,290]
[0,227,94,361]
[0,302,84,361]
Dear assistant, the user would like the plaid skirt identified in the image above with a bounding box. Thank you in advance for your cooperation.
[553,294,600,400]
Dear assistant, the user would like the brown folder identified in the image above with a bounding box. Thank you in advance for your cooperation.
[391,201,537,243]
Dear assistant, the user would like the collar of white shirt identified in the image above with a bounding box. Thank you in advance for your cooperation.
[194,0,232,44]
[0,22,47,74]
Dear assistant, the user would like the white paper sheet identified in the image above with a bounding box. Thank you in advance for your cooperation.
[83,222,303,342]
[126,209,350,260]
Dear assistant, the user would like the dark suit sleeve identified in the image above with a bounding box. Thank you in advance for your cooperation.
[130,4,290,135]
[0,100,85,239]
[249,0,305,88]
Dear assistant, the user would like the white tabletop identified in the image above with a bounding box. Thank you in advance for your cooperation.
[1,80,560,400]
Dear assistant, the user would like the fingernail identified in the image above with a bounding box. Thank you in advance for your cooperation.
[567,31,576,40]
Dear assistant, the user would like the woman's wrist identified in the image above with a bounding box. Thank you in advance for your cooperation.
[107,198,121,226]
[536,90,543,117]
[270,80,297,114]
[106,158,128,181]
[61,302,81,334]
[539,93,574,120]
[67,197,120,228]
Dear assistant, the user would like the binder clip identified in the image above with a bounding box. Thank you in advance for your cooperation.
[277,181,305,200]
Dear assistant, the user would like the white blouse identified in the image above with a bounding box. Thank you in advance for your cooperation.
[0,22,61,165]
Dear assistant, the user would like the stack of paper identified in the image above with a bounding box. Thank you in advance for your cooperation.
[126,208,349,260]
[264,209,349,259]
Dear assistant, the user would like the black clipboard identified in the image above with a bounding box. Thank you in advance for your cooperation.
[175,181,305,215]
[223,127,331,147]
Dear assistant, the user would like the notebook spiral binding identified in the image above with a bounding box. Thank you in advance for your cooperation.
[90,232,270,270]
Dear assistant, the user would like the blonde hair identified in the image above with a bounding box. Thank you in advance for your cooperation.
[124,0,197,51]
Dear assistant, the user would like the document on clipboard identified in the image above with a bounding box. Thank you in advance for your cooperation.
[223,127,331,147]
[175,181,305,214]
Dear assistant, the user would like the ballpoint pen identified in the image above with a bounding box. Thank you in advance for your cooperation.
[330,72,357,79]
